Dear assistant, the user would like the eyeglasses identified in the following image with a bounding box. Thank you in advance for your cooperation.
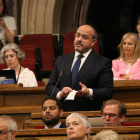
[102,113,119,119]
[0,130,13,135]
[4,54,16,60]
[74,33,93,40]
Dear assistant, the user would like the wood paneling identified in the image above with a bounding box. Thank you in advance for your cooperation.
[15,127,140,140]
[0,106,42,114]
[0,86,46,107]
[31,109,140,119]
[22,109,140,129]
[0,106,42,129]
[0,95,4,107]
[0,80,140,107]
[0,80,139,130]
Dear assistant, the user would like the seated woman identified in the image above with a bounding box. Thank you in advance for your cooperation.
[0,0,16,45]
[92,130,122,140]
[66,113,91,140]
[0,43,38,87]
[112,33,140,80]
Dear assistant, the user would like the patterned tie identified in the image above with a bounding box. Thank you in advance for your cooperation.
[71,55,83,88]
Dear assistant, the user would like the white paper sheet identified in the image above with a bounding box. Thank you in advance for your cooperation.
[65,90,77,101]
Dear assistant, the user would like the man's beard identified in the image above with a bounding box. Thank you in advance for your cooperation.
[74,41,83,53]
[74,41,90,54]
[42,114,60,126]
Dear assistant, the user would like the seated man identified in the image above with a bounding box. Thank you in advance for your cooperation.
[36,97,66,129]
[0,115,17,140]
[101,99,127,127]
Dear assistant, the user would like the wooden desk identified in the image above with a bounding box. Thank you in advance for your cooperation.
[0,86,46,129]
[0,86,47,107]
[113,80,140,102]
[0,80,139,107]
[15,126,140,140]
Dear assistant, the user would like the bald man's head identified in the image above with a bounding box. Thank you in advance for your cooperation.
[74,25,97,54]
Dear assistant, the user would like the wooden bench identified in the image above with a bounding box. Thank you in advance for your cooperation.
[0,86,47,107]
[15,126,140,140]
[0,106,42,129]
[1,102,140,130]
[23,109,140,129]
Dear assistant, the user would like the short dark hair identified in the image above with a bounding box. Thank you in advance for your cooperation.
[101,99,127,117]
[2,0,8,16]
[90,25,97,39]
[42,97,63,110]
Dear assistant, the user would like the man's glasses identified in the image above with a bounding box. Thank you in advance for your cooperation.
[0,130,13,135]
[74,33,93,40]
[4,54,16,60]
[102,113,119,119]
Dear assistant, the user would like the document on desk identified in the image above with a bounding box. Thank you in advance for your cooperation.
[65,90,77,101]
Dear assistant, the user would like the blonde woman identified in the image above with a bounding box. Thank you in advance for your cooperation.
[112,33,140,80]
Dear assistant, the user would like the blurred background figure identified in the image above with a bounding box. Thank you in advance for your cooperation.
[0,115,17,140]
[92,130,123,140]
[66,113,91,140]
[112,33,140,80]
[0,43,37,87]
[0,0,16,45]
[136,16,140,40]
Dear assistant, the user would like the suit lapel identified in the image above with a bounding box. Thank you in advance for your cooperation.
[64,53,75,87]
[73,50,99,88]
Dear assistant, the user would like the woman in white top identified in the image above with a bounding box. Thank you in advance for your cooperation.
[0,0,16,45]
[0,43,38,87]
[66,113,91,140]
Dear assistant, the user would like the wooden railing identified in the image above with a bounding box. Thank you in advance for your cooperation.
[15,126,140,140]
[23,109,140,129]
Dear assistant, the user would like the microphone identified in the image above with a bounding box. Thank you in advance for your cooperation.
[50,70,64,97]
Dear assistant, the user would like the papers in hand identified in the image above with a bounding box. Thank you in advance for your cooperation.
[65,90,77,101]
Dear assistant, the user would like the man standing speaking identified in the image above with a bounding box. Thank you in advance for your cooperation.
[46,25,113,111]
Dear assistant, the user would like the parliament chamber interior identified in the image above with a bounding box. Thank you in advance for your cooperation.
[0,0,140,140]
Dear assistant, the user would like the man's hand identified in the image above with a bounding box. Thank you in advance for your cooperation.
[60,87,73,98]
[76,82,89,96]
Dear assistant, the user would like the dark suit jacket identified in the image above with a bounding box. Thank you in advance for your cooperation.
[46,50,113,111]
